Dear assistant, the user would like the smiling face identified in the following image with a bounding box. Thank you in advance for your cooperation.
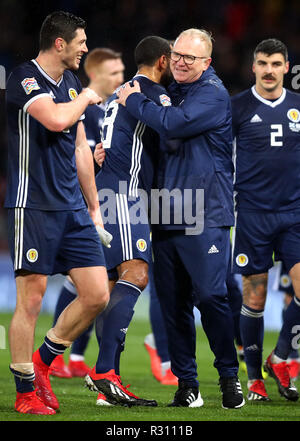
[253,52,289,97]
[62,28,88,70]
[171,34,211,83]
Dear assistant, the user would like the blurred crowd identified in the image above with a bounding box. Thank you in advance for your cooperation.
[0,0,299,249]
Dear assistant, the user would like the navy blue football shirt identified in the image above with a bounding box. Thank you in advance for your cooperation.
[84,103,106,151]
[5,59,85,210]
[98,75,171,197]
[232,86,300,211]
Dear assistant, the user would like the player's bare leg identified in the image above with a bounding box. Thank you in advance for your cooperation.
[117,259,148,289]
[289,262,300,302]
[9,272,56,414]
[53,266,109,341]
[242,273,268,310]
[9,272,47,363]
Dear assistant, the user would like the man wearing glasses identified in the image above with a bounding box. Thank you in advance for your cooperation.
[116,28,244,410]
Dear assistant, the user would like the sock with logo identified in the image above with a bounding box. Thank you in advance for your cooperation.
[275,296,300,360]
[94,280,140,374]
[240,304,264,379]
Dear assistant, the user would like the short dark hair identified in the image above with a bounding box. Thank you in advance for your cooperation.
[134,36,171,68]
[39,11,86,51]
[254,38,288,62]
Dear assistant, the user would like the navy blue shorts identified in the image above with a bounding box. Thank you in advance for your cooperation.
[7,208,106,275]
[232,210,300,275]
[101,193,151,274]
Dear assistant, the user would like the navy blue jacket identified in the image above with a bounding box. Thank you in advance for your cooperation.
[125,66,234,230]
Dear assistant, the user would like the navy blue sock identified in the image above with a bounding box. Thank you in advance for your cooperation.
[114,341,125,376]
[275,296,300,360]
[240,304,264,379]
[10,367,35,393]
[39,336,68,366]
[149,267,170,362]
[52,281,77,326]
[94,280,140,374]
[71,322,94,356]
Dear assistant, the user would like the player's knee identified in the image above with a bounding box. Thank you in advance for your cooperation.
[244,294,265,310]
[21,293,43,319]
[83,286,110,316]
[128,270,148,291]
[119,261,149,291]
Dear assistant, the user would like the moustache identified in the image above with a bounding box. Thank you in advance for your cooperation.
[262,75,275,80]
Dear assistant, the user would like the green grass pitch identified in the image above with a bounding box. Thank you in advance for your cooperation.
[0,312,299,423]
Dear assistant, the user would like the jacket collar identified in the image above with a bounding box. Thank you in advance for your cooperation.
[169,65,216,95]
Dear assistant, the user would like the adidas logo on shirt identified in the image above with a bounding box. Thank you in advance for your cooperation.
[250,114,262,123]
[208,245,219,254]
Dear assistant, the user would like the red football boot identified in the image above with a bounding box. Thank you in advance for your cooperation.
[247,379,270,401]
[264,351,299,401]
[49,354,72,378]
[69,359,90,377]
[33,349,60,410]
[160,367,178,386]
[287,359,300,381]
[144,334,163,382]
[15,390,56,415]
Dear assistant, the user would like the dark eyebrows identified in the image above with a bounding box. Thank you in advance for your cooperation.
[256,59,283,66]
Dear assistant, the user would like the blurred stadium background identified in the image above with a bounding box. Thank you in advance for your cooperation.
[0,0,299,328]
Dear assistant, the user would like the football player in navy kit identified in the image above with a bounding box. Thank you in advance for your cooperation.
[84,48,125,166]
[85,36,173,407]
[117,28,245,410]
[5,11,110,414]
[50,48,125,379]
[231,39,300,402]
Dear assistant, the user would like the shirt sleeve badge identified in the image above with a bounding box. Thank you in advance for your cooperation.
[159,94,171,106]
[21,77,41,95]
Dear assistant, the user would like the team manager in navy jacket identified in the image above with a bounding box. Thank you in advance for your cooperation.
[116,28,245,410]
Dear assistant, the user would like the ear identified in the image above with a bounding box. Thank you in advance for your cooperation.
[252,62,256,74]
[158,54,168,70]
[285,61,289,74]
[54,37,65,52]
[203,57,212,71]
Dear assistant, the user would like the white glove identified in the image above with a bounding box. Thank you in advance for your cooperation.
[96,225,113,248]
